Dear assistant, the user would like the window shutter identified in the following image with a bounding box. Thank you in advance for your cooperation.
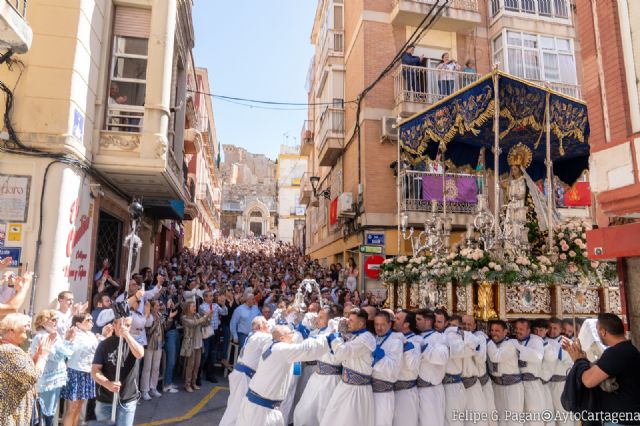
[114,7,151,39]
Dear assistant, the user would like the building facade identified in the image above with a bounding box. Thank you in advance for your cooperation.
[277,144,307,243]
[299,0,584,292]
[0,0,217,313]
[220,144,277,237]
[576,0,640,343]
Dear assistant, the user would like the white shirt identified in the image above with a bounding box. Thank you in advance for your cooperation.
[487,338,521,377]
[397,332,422,381]
[515,334,544,377]
[372,332,403,383]
[331,330,377,376]
[67,329,101,372]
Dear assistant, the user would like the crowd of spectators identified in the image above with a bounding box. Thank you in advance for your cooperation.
[0,236,372,425]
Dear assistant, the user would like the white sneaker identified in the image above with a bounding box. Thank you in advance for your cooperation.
[150,389,162,398]
[167,387,179,394]
[142,391,152,401]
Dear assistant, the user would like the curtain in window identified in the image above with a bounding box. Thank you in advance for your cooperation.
[543,52,560,82]
[508,48,524,78]
[523,50,541,80]
[558,54,577,84]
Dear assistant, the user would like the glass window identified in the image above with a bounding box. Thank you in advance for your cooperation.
[493,34,503,51]
[521,0,536,13]
[556,38,571,52]
[540,36,555,50]
[507,31,522,46]
[558,54,577,84]
[523,50,541,80]
[554,0,569,17]
[523,33,538,48]
[504,0,519,10]
[543,52,560,82]
[538,0,553,15]
[114,37,148,56]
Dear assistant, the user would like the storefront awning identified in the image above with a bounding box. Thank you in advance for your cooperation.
[399,70,590,185]
[143,199,185,220]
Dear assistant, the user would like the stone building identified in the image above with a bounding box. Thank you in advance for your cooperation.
[220,144,277,237]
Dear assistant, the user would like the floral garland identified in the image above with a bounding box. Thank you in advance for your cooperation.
[381,219,616,287]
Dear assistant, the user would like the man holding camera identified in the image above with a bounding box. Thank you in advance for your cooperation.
[91,312,144,426]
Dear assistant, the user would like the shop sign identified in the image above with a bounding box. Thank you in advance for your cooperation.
[62,191,93,290]
[0,174,31,222]
[0,247,21,267]
[360,245,383,254]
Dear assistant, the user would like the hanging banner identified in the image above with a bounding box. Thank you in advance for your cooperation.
[0,174,31,222]
[330,197,338,225]
[564,182,591,206]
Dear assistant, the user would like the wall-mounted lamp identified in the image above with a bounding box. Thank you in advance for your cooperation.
[310,175,331,200]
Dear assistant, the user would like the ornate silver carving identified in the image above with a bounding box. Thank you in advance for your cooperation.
[419,279,439,310]
[505,285,552,314]
[456,285,467,313]
[410,281,421,308]
[608,288,621,315]
[436,285,448,309]
[561,287,600,314]
[398,281,408,309]
[99,133,140,151]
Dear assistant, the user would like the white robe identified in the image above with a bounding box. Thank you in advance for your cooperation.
[515,334,546,426]
[372,332,403,426]
[548,336,575,426]
[236,336,328,426]
[487,338,524,426]
[279,331,304,425]
[393,333,422,426]
[540,338,558,426]
[219,331,272,426]
[443,327,468,426]
[418,330,449,426]
[319,330,377,426]
[294,327,341,426]
[474,331,497,426]
[461,331,488,426]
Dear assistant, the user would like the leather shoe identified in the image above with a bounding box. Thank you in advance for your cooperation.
[206,376,218,383]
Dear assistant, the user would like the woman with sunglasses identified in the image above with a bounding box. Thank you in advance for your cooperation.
[61,314,113,426]
[28,310,75,426]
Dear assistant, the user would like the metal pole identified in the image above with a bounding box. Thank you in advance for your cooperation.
[492,69,500,240]
[111,216,138,423]
[545,91,554,250]
[396,115,402,256]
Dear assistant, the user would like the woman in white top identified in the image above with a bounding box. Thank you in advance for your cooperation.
[436,52,462,96]
[61,314,113,426]
[345,258,359,292]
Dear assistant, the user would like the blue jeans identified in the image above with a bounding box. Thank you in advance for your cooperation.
[95,400,137,426]
[39,387,62,417]
[222,324,231,359]
[164,329,180,387]
[238,332,248,349]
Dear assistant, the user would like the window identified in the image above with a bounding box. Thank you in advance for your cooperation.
[495,31,576,85]
[107,36,148,131]
[538,0,553,15]
[497,0,569,18]
[504,0,519,10]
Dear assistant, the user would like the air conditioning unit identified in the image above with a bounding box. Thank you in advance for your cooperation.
[381,116,398,142]
[338,192,355,217]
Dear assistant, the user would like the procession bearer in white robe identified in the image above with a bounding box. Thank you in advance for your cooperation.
[547,317,576,426]
[293,308,340,426]
[513,319,546,426]
[319,309,377,426]
[435,309,468,426]
[458,317,488,426]
[371,311,403,426]
[392,310,422,426]
[220,316,272,426]
[462,315,497,426]
[487,320,524,426]
[416,310,449,426]
[531,319,560,426]
[236,325,329,426]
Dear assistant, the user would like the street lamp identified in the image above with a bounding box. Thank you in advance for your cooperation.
[310,175,331,200]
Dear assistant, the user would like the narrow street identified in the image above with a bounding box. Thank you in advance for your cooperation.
[134,380,228,426]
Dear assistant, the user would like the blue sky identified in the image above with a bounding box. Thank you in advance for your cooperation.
[193,1,317,161]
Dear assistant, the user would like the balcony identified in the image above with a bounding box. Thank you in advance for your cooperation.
[0,0,32,54]
[391,0,481,32]
[490,0,570,21]
[317,107,344,167]
[400,170,484,226]
[95,107,190,207]
[300,120,314,156]
[299,172,313,205]
[529,80,582,100]
[393,64,481,116]
[317,29,344,75]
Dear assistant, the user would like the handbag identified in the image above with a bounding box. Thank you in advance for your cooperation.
[31,395,45,426]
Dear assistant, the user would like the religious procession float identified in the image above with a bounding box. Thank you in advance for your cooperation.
[381,70,621,322]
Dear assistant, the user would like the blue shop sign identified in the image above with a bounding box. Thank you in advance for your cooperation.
[366,233,385,246]
[0,247,21,267]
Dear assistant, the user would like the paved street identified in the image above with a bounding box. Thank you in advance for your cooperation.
[134,380,229,426]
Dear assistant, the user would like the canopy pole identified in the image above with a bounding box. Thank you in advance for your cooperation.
[396,115,401,256]
[545,90,554,250]
[492,69,500,242]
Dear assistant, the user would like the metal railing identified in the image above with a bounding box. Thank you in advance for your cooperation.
[399,170,484,214]
[492,0,569,19]
[393,64,481,107]
[6,0,27,18]
[530,80,582,99]
[317,107,344,153]
[317,29,344,72]
[393,0,479,12]
[106,104,144,132]
[301,120,313,143]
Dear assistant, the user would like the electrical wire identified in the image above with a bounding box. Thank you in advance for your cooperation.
[187,89,358,107]
[214,96,312,111]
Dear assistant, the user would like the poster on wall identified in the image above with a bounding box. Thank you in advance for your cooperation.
[62,187,94,301]
[0,223,6,247]
[0,174,31,223]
